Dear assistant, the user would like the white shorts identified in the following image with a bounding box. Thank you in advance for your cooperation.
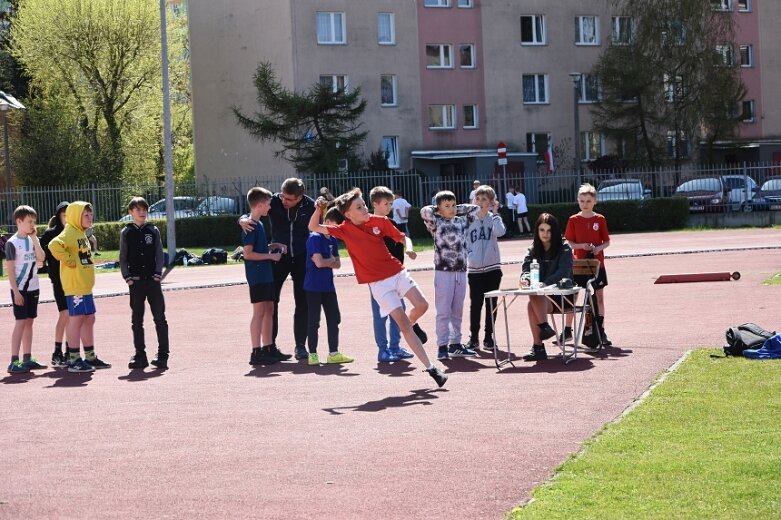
[368,269,418,317]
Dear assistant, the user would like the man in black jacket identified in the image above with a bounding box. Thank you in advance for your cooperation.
[241,178,315,360]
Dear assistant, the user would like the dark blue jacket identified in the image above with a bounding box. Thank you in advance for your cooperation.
[267,193,315,258]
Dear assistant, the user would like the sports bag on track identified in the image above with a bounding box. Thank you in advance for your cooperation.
[724,323,776,357]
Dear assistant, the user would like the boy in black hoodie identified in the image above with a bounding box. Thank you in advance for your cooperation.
[119,197,169,369]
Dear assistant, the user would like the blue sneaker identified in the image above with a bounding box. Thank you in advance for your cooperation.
[437,346,449,360]
[378,349,401,363]
[22,358,47,370]
[389,347,414,360]
[7,361,29,374]
[448,343,477,358]
[67,358,95,373]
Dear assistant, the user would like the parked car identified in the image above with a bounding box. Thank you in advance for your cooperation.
[596,179,652,201]
[119,196,200,222]
[196,196,238,216]
[720,174,758,212]
[675,177,727,213]
[753,177,781,211]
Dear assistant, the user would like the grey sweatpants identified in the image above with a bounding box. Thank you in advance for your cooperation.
[434,270,467,347]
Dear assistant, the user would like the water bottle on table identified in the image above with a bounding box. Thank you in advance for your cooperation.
[530,258,540,289]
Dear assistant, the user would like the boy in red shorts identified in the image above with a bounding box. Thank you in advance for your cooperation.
[308,188,447,387]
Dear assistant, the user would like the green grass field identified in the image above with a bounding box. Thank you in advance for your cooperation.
[509,348,781,520]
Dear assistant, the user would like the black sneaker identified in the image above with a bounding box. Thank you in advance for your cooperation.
[88,357,112,369]
[483,339,495,350]
[151,355,169,370]
[538,323,556,341]
[294,346,308,360]
[467,338,480,350]
[522,344,547,361]
[255,349,278,366]
[425,366,448,388]
[448,343,477,357]
[128,352,149,369]
[437,346,449,360]
[412,323,428,345]
[269,345,292,361]
[51,351,67,367]
[558,327,573,344]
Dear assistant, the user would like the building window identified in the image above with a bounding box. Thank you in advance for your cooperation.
[526,132,550,162]
[578,74,600,103]
[458,0,473,7]
[710,0,732,11]
[520,15,545,45]
[382,136,399,168]
[664,74,685,103]
[426,44,453,68]
[581,131,604,161]
[740,44,753,67]
[429,104,456,129]
[463,105,478,128]
[320,75,348,93]
[666,131,689,158]
[611,16,634,45]
[424,0,450,7]
[378,13,395,45]
[459,44,475,68]
[380,75,397,106]
[662,18,686,46]
[716,44,734,66]
[316,12,345,45]
[738,0,751,11]
[522,74,548,104]
[742,100,756,122]
[575,16,599,45]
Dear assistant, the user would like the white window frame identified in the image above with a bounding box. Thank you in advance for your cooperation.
[380,74,397,107]
[739,44,753,67]
[522,74,548,104]
[459,44,476,68]
[716,44,734,66]
[377,12,395,45]
[581,131,605,161]
[424,0,450,7]
[738,0,751,12]
[611,16,634,46]
[426,44,453,68]
[662,18,686,47]
[463,105,478,129]
[316,12,346,45]
[575,16,600,46]
[428,104,456,130]
[664,74,685,103]
[520,15,546,45]
[320,75,348,93]
[382,136,400,168]
[742,100,756,123]
[711,0,732,11]
[666,131,689,158]
[578,74,600,103]
[458,0,473,8]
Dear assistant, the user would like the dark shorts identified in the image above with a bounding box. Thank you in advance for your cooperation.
[12,289,40,320]
[516,212,529,219]
[575,265,608,290]
[249,282,275,303]
[66,294,97,316]
[51,279,67,312]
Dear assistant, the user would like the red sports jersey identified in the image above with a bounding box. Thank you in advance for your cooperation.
[564,213,610,264]
[327,214,405,284]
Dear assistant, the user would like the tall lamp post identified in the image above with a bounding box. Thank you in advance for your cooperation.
[568,73,582,188]
[0,91,26,228]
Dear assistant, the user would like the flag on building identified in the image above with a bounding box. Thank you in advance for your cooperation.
[544,141,555,175]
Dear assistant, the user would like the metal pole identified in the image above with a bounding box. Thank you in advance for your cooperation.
[502,163,507,203]
[160,0,176,263]
[573,77,581,188]
[3,111,12,227]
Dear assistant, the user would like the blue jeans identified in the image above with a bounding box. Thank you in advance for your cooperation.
[370,292,404,350]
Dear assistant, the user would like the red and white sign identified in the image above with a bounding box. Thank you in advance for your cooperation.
[497,142,507,166]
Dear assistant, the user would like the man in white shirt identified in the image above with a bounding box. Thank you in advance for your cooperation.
[469,180,481,203]
[514,189,531,235]
[391,189,412,235]
[504,187,518,236]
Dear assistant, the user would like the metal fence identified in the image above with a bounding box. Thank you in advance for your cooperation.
[2,161,779,230]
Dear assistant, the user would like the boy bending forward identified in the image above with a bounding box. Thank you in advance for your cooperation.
[308,188,447,387]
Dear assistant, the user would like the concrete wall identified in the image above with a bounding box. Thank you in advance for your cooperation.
[689,210,781,228]
[758,0,781,139]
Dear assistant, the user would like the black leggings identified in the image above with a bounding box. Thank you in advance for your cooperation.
[306,291,341,354]
[468,270,503,341]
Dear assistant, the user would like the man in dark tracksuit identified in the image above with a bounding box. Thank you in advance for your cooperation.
[241,178,315,360]
[120,197,169,370]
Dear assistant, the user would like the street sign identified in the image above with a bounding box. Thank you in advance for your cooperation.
[497,142,507,165]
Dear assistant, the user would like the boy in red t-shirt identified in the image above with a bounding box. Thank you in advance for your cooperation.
[564,183,612,345]
[308,188,448,387]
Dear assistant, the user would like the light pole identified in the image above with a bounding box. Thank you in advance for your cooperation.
[569,73,582,187]
[160,0,176,263]
[0,91,26,227]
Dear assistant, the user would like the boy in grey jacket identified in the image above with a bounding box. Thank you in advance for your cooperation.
[420,191,480,360]
[465,185,506,351]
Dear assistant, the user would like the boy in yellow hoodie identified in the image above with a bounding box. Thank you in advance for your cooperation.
[48,201,111,373]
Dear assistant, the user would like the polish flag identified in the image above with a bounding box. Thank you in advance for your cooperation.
[544,143,555,175]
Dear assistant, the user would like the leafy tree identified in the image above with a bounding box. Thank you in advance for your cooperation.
[11,0,161,184]
[0,0,28,97]
[592,0,745,169]
[365,147,389,171]
[233,61,368,174]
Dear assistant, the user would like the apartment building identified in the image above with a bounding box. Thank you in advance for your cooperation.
[188,0,781,183]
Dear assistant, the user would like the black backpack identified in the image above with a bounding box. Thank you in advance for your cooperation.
[724,323,776,357]
[201,248,228,265]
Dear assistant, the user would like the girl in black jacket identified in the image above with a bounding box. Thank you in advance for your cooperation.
[39,201,70,366]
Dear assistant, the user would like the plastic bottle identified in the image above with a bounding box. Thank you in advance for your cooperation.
[530,258,540,289]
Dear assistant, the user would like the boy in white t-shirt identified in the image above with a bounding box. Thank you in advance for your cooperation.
[391,189,412,235]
